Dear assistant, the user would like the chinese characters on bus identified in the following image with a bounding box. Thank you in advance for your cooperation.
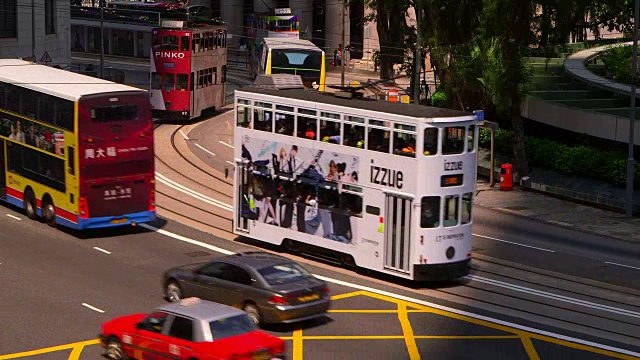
[84,146,149,159]
[103,187,132,201]
[0,112,65,156]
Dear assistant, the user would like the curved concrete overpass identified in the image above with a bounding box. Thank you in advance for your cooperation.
[521,41,640,146]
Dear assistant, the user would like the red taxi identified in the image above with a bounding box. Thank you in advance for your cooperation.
[99,298,285,360]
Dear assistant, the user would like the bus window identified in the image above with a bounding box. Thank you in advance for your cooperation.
[461,192,472,224]
[275,113,294,136]
[254,108,273,132]
[163,74,175,91]
[344,123,364,148]
[92,104,138,122]
[236,105,250,128]
[423,128,438,156]
[176,74,189,91]
[320,120,340,144]
[467,125,476,152]
[367,128,390,153]
[394,132,416,157]
[443,126,465,155]
[443,195,459,227]
[297,116,316,140]
[420,196,440,228]
[151,72,162,90]
[180,36,189,51]
[162,35,179,51]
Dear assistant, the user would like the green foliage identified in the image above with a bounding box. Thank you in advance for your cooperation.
[481,131,640,187]
[601,45,633,84]
[430,91,448,108]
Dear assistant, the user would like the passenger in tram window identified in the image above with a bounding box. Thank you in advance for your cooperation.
[304,126,315,140]
[402,138,416,154]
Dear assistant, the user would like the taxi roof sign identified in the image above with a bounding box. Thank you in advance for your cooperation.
[179,297,202,306]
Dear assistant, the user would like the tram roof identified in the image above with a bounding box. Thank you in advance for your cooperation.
[0,59,145,102]
[263,38,322,51]
[237,87,476,121]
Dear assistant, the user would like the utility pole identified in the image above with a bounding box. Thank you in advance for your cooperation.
[627,0,639,217]
[100,6,105,78]
[413,2,421,105]
[31,0,36,61]
[341,0,346,88]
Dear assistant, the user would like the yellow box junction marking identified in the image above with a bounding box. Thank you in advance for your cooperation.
[2,290,638,360]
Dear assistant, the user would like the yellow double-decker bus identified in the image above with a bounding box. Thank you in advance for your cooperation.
[0,59,155,229]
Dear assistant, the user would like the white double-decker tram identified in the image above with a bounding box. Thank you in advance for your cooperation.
[232,79,482,281]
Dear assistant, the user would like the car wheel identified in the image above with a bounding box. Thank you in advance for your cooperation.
[243,302,261,325]
[42,196,57,227]
[106,338,126,360]
[165,281,182,303]
[24,189,37,220]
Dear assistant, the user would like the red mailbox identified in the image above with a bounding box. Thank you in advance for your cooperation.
[500,163,513,191]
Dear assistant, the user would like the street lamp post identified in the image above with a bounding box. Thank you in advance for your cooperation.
[413,2,421,105]
[627,0,639,217]
[100,6,105,79]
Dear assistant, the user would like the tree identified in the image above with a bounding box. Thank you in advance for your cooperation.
[364,0,413,79]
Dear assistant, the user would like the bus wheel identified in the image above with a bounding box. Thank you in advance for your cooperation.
[24,189,37,220]
[42,196,57,227]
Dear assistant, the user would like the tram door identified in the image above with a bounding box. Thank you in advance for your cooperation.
[235,164,250,232]
[383,194,412,273]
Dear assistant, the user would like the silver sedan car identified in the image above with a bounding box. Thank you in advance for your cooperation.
[162,251,331,325]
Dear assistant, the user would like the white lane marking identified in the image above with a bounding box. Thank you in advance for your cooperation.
[139,225,639,358]
[155,172,233,212]
[219,140,234,149]
[6,214,21,220]
[466,275,640,319]
[93,247,112,255]
[139,223,234,255]
[82,303,105,313]
[605,262,640,271]
[195,143,216,157]
[473,233,555,252]
[225,161,234,166]
[179,129,189,140]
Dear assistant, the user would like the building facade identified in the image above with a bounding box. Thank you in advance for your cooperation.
[0,0,71,66]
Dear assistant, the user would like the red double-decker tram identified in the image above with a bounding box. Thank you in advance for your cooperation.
[150,20,227,121]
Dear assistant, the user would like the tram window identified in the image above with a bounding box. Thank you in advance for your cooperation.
[298,108,316,116]
[366,205,380,216]
[461,192,472,224]
[212,67,217,84]
[343,123,364,148]
[420,196,440,228]
[467,125,476,152]
[180,36,189,51]
[368,128,390,153]
[197,70,204,88]
[320,120,340,144]
[276,105,294,112]
[151,73,161,91]
[163,74,175,91]
[162,35,179,51]
[423,128,438,156]
[152,34,161,50]
[393,132,416,157]
[253,108,273,132]
[346,115,364,124]
[176,74,189,91]
[275,113,294,136]
[443,126,465,155]
[443,195,459,227]
[320,111,340,120]
[318,186,339,209]
[236,106,250,128]
[222,65,227,83]
[340,192,362,217]
[297,116,317,140]
[191,35,196,53]
[208,68,213,85]
[190,72,194,91]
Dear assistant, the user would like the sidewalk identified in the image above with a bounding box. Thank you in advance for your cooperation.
[475,149,640,243]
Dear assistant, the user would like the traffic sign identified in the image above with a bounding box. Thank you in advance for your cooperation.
[40,51,52,64]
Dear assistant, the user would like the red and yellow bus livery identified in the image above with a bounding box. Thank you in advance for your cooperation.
[151,21,227,121]
[0,59,155,230]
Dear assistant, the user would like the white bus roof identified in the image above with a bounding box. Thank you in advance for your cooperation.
[0,59,146,102]
[263,38,323,52]
[237,87,476,122]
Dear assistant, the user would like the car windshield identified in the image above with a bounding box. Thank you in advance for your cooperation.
[209,314,257,340]
[258,262,311,285]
